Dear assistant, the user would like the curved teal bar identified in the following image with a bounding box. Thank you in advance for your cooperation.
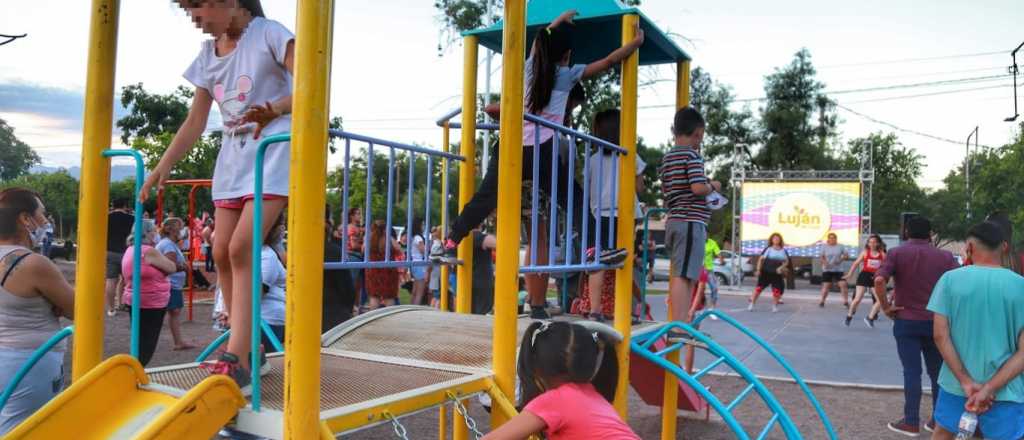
[0,326,74,411]
[694,309,838,439]
[102,149,145,359]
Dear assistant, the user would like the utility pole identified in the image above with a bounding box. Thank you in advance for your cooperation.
[1006,41,1022,122]
[966,126,978,220]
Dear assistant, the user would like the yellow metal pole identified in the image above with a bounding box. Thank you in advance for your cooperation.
[613,13,640,418]
[456,35,478,316]
[491,0,526,429]
[661,59,691,440]
[284,0,333,438]
[440,123,451,314]
[452,35,479,440]
[72,0,119,381]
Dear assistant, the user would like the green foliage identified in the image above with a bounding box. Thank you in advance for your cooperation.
[0,170,78,238]
[116,83,192,145]
[756,49,839,170]
[327,148,449,227]
[0,118,41,181]
[838,133,927,234]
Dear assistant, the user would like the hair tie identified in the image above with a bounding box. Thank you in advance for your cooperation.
[531,321,552,348]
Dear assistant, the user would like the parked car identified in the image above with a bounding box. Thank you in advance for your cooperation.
[649,245,743,286]
[718,250,754,275]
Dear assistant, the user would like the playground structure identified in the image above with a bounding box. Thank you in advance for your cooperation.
[3,0,838,439]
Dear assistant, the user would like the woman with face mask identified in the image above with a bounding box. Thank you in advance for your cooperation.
[0,188,75,434]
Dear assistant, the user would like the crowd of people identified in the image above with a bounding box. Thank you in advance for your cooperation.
[3,2,1023,439]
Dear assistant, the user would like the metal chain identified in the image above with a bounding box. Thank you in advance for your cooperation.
[383,411,410,440]
[451,397,485,440]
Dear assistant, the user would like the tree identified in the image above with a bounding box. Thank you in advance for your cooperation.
[117,83,192,145]
[755,49,839,170]
[838,133,927,234]
[0,118,40,181]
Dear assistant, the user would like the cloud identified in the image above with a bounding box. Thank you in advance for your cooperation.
[0,81,128,131]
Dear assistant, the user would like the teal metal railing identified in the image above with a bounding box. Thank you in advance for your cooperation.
[0,326,74,411]
[102,149,145,358]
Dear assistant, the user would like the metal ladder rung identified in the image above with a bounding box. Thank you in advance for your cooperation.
[756,413,780,440]
[692,356,727,380]
[727,383,756,411]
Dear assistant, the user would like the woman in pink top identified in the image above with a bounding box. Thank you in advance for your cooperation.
[483,321,639,440]
[121,219,176,366]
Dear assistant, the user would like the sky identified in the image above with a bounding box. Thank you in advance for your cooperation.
[1,0,1021,188]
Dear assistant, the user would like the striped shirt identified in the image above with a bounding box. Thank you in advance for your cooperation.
[659,146,710,224]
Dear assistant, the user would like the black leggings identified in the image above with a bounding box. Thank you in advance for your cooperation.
[449,141,597,246]
[128,307,166,366]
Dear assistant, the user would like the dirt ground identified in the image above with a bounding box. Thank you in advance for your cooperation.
[55,261,933,439]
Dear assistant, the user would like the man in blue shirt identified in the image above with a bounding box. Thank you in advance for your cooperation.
[928,221,1024,440]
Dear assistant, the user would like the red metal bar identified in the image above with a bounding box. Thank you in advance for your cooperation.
[186,185,199,321]
[156,188,165,224]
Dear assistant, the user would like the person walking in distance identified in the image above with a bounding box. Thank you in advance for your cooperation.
[818,232,850,308]
[872,216,959,436]
[844,234,886,327]
[748,233,791,313]
[927,221,1024,440]
[105,198,134,316]
[658,107,720,336]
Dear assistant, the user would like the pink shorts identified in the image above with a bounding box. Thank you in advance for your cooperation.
[213,194,288,210]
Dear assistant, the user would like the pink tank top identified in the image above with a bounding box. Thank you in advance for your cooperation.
[121,245,171,309]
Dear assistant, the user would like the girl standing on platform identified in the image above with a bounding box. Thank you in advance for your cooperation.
[141,0,293,394]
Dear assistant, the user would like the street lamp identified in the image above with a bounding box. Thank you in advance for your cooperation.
[1007,41,1022,122]
[966,126,978,220]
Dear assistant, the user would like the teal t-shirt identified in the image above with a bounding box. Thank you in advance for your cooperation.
[927,265,1024,403]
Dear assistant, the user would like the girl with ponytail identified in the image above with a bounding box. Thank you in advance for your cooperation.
[482,321,639,439]
[438,9,646,272]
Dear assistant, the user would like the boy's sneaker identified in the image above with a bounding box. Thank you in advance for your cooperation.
[864,317,876,329]
[430,239,459,264]
[886,419,920,437]
[530,306,550,320]
[844,316,853,326]
[923,419,935,433]
[586,247,627,265]
[202,352,252,396]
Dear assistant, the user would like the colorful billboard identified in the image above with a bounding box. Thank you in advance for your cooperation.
[740,182,861,257]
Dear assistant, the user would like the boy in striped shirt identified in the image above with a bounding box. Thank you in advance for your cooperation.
[658,107,720,334]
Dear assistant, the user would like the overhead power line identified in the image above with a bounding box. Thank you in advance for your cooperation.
[840,84,1011,105]
[0,33,27,47]
[817,50,1006,69]
[836,104,994,148]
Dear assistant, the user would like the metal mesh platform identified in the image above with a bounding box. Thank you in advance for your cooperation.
[322,306,663,370]
[147,351,472,411]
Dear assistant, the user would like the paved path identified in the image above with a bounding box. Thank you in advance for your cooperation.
[643,287,906,388]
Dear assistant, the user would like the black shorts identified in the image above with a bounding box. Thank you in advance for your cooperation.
[105,251,123,279]
[756,272,785,292]
[821,271,845,284]
[855,271,876,288]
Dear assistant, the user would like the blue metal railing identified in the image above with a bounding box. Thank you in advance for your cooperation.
[0,327,74,411]
[631,319,802,439]
[692,309,838,439]
[102,149,145,359]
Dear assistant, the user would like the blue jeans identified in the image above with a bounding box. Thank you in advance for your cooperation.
[893,319,943,426]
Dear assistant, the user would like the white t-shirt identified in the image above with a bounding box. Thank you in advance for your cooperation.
[183,17,295,201]
[260,245,287,326]
[410,235,426,261]
[522,56,585,146]
[587,152,646,219]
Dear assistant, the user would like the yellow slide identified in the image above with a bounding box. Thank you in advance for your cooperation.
[5,354,245,440]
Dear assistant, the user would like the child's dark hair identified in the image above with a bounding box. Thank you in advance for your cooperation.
[175,0,264,16]
[518,321,619,407]
[865,233,885,252]
[672,106,705,137]
[593,109,620,154]
[528,23,574,115]
[968,221,1005,251]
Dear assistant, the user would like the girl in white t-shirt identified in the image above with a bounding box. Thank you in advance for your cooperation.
[140,0,293,393]
[436,9,645,267]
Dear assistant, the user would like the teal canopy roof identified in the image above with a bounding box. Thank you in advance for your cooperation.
[463,0,691,66]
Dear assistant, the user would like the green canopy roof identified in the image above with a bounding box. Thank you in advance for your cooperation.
[463,0,690,66]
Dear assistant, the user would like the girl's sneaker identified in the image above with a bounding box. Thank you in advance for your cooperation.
[585,247,628,265]
[203,352,252,396]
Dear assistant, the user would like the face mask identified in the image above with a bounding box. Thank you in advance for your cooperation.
[26,219,46,247]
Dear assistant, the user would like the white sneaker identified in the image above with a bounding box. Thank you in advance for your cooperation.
[772,304,778,313]
[747,303,754,311]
